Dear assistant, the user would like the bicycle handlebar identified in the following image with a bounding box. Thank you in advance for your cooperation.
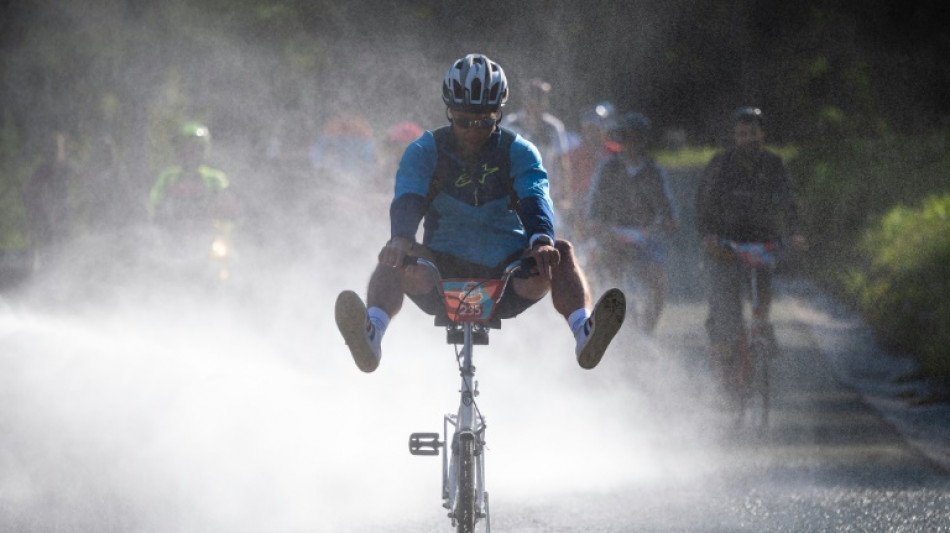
[718,239,779,268]
[404,256,537,283]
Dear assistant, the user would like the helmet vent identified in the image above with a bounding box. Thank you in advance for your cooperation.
[470,78,482,102]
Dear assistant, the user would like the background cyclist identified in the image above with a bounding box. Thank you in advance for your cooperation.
[584,111,679,334]
[694,106,807,370]
[149,121,234,236]
[504,78,575,239]
[565,101,617,242]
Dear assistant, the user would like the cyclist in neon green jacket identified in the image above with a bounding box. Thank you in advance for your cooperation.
[149,121,233,232]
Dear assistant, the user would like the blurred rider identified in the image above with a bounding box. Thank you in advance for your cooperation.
[335,53,625,373]
[695,107,807,362]
[23,131,76,270]
[310,113,378,188]
[376,121,425,190]
[585,111,679,334]
[505,78,575,238]
[567,101,618,239]
[149,121,233,235]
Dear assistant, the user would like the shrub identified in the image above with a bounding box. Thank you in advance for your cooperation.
[846,193,950,380]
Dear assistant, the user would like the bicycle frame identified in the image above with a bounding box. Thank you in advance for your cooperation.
[720,240,778,431]
[408,257,529,533]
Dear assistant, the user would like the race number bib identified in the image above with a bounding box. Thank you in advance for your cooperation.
[440,279,506,322]
[732,242,777,268]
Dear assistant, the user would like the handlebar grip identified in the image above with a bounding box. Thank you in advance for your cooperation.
[513,256,537,278]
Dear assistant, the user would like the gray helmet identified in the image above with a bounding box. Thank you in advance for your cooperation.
[581,101,617,127]
[732,106,765,125]
[609,111,651,142]
[593,101,616,121]
[442,54,509,113]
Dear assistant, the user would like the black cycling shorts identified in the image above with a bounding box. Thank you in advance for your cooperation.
[407,249,539,320]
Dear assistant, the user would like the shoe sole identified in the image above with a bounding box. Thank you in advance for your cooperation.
[577,288,626,370]
[334,290,379,373]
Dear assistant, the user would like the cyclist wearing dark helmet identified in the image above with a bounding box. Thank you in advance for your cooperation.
[695,107,807,364]
[335,53,625,373]
[585,111,679,334]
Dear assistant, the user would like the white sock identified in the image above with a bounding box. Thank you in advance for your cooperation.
[567,308,591,340]
[367,307,390,337]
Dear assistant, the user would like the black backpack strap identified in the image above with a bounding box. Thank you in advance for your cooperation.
[424,126,453,211]
[497,128,520,213]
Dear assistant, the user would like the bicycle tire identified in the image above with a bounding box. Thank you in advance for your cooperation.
[750,337,770,431]
[455,434,477,533]
[733,336,753,426]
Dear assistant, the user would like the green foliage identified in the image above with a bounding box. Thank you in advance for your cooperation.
[654,147,718,170]
[791,134,950,382]
[789,134,950,270]
[844,194,950,380]
[654,145,797,170]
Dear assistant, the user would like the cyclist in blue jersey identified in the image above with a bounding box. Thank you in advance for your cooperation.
[335,53,625,373]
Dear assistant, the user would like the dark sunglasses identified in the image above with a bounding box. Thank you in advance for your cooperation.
[450,116,498,130]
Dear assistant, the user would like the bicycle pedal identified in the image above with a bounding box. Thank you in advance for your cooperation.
[444,326,491,345]
[409,432,442,456]
[446,327,464,345]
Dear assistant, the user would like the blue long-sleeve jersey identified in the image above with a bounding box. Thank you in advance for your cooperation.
[390,126,555,268]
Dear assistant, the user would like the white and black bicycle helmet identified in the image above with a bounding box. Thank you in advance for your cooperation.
[442,54,509,113]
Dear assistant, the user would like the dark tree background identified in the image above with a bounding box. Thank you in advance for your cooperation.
[1,0,949,186]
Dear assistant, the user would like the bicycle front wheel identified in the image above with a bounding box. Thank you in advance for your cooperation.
[455,434,477,533]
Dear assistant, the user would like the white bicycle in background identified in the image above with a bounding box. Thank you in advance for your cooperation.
[407,256,534,533]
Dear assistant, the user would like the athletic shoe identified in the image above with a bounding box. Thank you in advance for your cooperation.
[576,288,626,369]
[335,290,382,373]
